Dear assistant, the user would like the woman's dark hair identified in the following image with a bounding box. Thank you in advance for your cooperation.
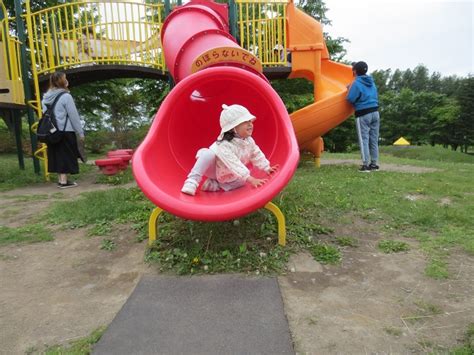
[219,130,236,142]
[49,71,67,90]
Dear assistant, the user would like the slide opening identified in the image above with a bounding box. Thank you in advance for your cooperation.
[134,67,298,221]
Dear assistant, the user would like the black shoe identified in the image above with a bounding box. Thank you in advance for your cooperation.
[58,181,78,189]
[358,165,371,173]
[369,164,380,171]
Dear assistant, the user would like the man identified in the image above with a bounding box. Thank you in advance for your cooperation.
[347,61,380,172]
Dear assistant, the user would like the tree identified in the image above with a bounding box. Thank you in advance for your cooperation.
[400,69,414,90]
[134,78,170,118]
[371,69,392,95]
[323,117,355,152]
[428,71,442,93]
[3,0,60,22]
[70,79,147,146]
[429,98,460,148]
[389,69,403,92]
[271,78,314,114]
[440,75,462,97]
[379,88,447,145]
[455,76,474,152]
[411,65,430,92]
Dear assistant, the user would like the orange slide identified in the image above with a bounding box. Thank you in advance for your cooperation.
[286,1,354,160]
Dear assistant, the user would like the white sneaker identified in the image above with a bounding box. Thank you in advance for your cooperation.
[181,179,199,196]
[201,178,220,192]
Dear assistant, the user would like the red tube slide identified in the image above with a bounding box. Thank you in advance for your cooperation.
[132,0,299,221]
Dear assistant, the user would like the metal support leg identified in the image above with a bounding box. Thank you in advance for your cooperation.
[148,207,164,246]
[264,202,286,246]
[303,136,324,169]
[314,157,321,168]
[13,110,25,170]
[33,142,50,181]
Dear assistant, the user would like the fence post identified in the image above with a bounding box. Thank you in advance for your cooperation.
[13,110,25,170]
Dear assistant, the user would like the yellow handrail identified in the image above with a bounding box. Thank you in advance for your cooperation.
[25,1,165,77]
[22,0,287,79]
[236,0,288,67]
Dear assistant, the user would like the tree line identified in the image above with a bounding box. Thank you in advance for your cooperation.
[317,67,473,153]
[373,66,473,152]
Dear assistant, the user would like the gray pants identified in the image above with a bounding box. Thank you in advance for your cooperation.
[356,111,380,165]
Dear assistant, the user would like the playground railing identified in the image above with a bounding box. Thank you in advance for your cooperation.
[23,0,288,77]
[236,0,288,67]
[25,1,166,76]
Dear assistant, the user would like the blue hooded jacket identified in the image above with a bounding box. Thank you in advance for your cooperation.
[346,75,378,115]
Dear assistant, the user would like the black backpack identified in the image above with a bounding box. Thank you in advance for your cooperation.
[37,92,69,145]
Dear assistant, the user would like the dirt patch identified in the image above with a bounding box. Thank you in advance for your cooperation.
[321,159,440,173]
[0,175,146,354]
[404,194,428,202]
[279,220,474,354]
[0,173,136,202]
[439,197,453,206]
[0,224,149,354]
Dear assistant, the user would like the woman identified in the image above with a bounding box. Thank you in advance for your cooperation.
[41,71,85,188]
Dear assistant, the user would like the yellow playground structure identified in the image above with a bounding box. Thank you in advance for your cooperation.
[0,0,353,178]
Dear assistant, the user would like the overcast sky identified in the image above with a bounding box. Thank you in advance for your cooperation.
[322,0,473,77]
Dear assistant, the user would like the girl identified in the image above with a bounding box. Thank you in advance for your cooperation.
[41,71,85,188]
[181,104,278,196]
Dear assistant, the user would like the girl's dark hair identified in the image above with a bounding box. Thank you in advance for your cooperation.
[49,71,67,90]
[219,130,236,142]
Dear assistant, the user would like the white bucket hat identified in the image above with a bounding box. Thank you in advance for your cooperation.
[218,104,256,140]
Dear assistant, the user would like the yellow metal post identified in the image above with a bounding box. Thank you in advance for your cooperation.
[148,206,164,246]
[264,201,286,246]
[314,157,321,168]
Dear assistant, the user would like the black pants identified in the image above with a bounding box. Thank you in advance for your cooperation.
[47,132,80,174]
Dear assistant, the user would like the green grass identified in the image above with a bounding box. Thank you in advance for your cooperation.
[0,224,53,245]
[450,323,474,355]
[0,154,44,191]
[1,193,52,202]
[100,239,116,251]
[310,151,474,278]
[95,168,134,185]
[47,187,153,229]
[378,240,410,253]
[87,220,112,237]
[0,154,94,191]
[380,145,474,164]
[27,326,106,355]
[144,210,294,274]
[308,243,341,264]
[335,236,358,247]
[42,147,473,277]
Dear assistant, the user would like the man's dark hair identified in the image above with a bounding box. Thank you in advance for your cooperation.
[352,61,368,76]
